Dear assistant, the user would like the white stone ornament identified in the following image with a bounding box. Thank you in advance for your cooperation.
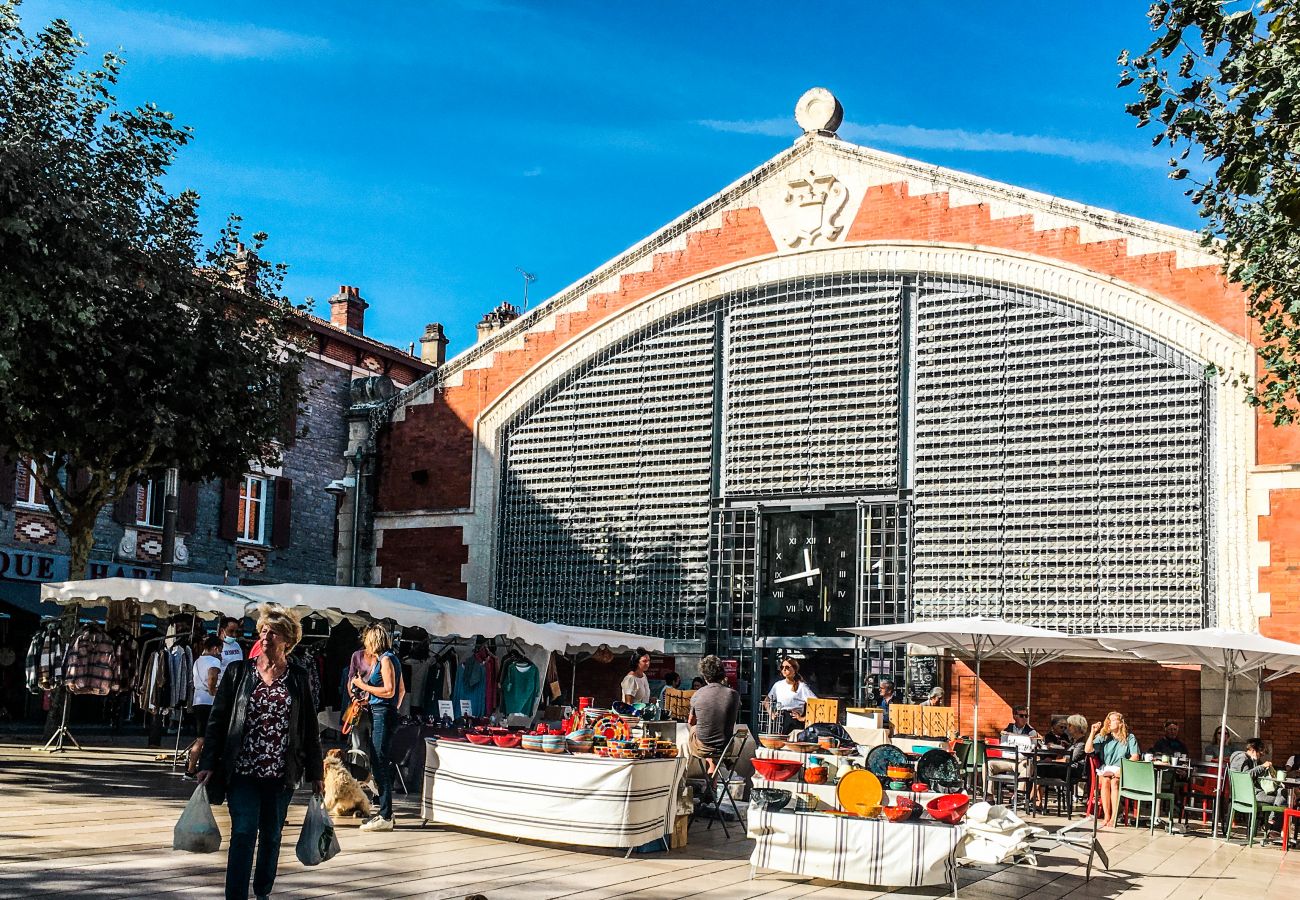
[794,87,843,135]
[781,170,849,248]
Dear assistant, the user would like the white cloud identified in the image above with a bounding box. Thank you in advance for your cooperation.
[521,166,543,177]
[697,117,1159,168]
[56,5,328,60]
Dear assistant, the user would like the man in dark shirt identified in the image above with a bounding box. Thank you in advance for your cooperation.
[878,679,896,728]
[1230,738,1285,840]
[1149,720,1189,758]
[688,654,740,775]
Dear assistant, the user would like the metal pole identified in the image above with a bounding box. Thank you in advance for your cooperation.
[1253,671,1262,737]
[159,468,179,581]
[349,449,364,586]
[1212,667,1233,839]
[973,646,983,795]
[1025,655,1033,722]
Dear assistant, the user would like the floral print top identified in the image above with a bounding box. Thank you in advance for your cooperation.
[235,668,293,778]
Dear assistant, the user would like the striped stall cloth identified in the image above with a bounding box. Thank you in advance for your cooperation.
[421,739,685,849]
[748,807,963,890]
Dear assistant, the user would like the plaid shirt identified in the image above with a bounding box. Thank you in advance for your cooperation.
[64,625,119,696]
[25,624,67,693]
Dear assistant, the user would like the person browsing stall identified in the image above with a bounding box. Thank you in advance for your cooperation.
[687,655,740,775]
[766,657,816,735]
[621,648,652,705]
[1150,720,1189,758]
[184,636,222,779]
[218,616,243,673]
[1087,710,1140,829]
[350,623,406,833]
[197,604,324,900]
[878,679,897,727]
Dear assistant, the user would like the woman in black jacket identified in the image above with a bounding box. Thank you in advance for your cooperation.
[198,604,324,900]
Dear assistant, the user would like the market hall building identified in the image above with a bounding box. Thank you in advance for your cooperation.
[366,90,1300,749]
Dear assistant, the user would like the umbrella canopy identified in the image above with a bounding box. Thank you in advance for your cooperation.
[1087,627,1300,838]
[842,617,1099,747]
[41,577,250,620]
[229,584,566,653]
[539,622,664,655]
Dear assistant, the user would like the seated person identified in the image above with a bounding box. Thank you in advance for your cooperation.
[1150,720,1189,759]
[1043,716,1071,749]
[1088,710,1140,829]
[1230,738,1286,839]
[690,676,705,690]
[878,679,897,728]
[688,654,740,775]
[988,705,1039,783]
[1034,715,1091,793]
[1204,725,1242,759]
[922,686,945,707]
[659,671,681,705]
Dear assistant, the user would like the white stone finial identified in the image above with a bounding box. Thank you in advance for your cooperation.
[794,87,843,136]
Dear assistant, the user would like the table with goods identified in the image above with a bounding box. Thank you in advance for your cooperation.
[419,707,686,850]
[747,732,969,891]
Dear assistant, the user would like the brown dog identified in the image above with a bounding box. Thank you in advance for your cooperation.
[323,748,373,821]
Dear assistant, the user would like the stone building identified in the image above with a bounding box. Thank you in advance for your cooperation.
[0,286,432,703]
[362,90,1300,750]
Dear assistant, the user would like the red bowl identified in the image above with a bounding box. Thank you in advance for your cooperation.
[752,758,802,782]
[465,732,493,745]
[926,793,970,824]
[487,726,510,735]
[881,804,914,822]
[492,733,522,748]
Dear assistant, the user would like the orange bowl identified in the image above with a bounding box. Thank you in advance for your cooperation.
[802,766,828,784]
[881,804,913,822]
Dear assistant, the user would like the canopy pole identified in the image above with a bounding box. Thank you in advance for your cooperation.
[973,645,983,796]
[1025,655,1033,722]
[1212,668,1233,840]
[1253,671,1262,736]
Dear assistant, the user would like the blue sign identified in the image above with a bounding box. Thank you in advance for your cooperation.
[0,549,71,583]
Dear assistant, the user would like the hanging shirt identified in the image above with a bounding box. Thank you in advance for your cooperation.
[454,654,486,717]
[503,660,539,716]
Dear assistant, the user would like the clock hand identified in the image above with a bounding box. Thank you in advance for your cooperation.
[773,567,822,584]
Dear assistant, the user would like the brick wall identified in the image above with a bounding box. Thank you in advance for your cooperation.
[1258,488,1300,644]
[943,658,1203,752]
[1264,675,1300,758]
[375,526,468,599]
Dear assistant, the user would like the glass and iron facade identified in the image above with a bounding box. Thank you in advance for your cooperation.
[491,271,1211,705]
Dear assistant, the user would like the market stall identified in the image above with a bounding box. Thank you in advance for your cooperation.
[420,738,685,849]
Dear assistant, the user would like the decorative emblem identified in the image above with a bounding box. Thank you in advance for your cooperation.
[138,534,163,560]
[174,536,190,565]
[781,170,849,248]
[118,528,137,558]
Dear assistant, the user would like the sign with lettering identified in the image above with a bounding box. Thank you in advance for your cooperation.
[459,700,473,717]
[0,549,70,583]
[437,700,454,719]
[86,561,159,580]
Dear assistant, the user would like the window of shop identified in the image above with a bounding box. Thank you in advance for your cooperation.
[15,457,46,508]
[136,480,164,528]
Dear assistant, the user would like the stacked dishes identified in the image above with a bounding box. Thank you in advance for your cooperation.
[542,734,566,754]
[521,732,544,752]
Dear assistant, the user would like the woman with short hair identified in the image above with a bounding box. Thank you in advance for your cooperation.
[198,604,323,900]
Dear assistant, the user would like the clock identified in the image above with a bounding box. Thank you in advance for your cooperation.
[760,509,858,636]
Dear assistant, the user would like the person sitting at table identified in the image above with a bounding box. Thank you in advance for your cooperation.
[659,671,681,705]
[922,686,945,707]
[988,705,1038,788]
[1088,710,1140,829]
[687,654,740,776]
[691,676,705,690]
[1230,738,1285,841]
[1004,705,1040,738]
[1034,715,1090,804]
[765,657,816,736]
[1150,720,1189,759]
[1044,716,1070,749]
[1203,725,1242,759]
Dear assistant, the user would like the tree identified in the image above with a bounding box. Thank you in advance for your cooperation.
[1120,1,1300,423]
[0,0,306,579]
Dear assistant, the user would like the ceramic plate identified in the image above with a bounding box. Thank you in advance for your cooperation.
[865,744,909,779]
[836,768,883,817]
[916,748,963,789]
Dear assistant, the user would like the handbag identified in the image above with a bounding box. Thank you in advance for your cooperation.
[341,698,365,736]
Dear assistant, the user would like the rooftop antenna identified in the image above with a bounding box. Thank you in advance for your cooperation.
[515,266,537,310]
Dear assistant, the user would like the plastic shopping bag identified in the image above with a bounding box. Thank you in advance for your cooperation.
[296,794,341,866]
[173,785,222,853]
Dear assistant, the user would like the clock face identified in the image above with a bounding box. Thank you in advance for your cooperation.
[760,509,858,636]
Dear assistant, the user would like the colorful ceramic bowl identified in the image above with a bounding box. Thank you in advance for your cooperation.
[926,793,971,824]
[521,733,544,751]
[465,732,493,745]
[758,734,787,750]
[752,758,802,782]
[803,766,828,784]
[750,788,792,812]
[492,733,522,749]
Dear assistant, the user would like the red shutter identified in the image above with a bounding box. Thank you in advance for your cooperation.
[219,478,241,541]
[112,485,138,524]
[0,457,14,507]
[271,477,293,548]
[177,481,200,534]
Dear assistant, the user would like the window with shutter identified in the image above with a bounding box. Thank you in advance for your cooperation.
[237,475,269,544]
[177,482,200,534]
[15,456,48,508]
[219,479,240,541]
[0,457,15,507]
[112,485,139,524]
[271,477,293,548]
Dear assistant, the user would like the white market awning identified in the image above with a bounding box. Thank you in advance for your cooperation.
[40,577,250,620]
[539,622,665,655]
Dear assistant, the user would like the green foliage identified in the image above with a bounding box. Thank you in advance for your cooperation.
[1120,0,1300,424]
[0,1,306,573]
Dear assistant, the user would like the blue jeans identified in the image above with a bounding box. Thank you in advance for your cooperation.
[226,775,295,899]
[369,704,395,819]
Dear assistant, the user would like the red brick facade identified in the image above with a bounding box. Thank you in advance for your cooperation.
[374,526,469,598]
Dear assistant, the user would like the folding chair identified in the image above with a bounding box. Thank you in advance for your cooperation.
[689,726,750,838]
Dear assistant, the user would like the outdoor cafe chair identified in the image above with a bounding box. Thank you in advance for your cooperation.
[1180,764,1223,829]
[690,726,750,838]
[1226,769,1288,847]
[953,739,986,792]
[1118,759,1175,834]
[1031,755,1070,817]
[984,744,1032,814]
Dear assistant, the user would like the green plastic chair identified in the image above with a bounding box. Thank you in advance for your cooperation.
[954,740,987,791]
[1227,769,1288,846]
[1118,759,1175,833]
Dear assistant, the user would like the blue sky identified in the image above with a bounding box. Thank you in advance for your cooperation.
[17,0,1202,357]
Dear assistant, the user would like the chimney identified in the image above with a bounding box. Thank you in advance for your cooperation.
[476,302,521,344]
[419,323,449,366]
[228,242,258,294]
[329,285,368,335]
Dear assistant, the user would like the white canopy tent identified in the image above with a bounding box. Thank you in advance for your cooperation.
[841,617,1099,748]
[538,622,664,655]
[1087,627,1300,838]
[41,577,251,620]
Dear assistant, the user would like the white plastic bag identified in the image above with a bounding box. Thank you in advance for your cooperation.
[296,794,340,866]
[173,785,222,853]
